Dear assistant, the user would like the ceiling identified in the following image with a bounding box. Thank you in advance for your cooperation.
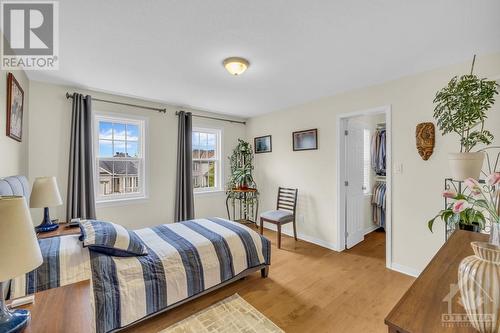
[27,0,500,117]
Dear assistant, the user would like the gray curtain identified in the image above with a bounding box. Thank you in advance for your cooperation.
[175,111,194,222]
[67,93,96,221]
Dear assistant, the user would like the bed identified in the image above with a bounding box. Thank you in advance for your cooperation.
[2,176,271,333]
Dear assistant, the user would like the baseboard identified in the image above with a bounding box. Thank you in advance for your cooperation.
[390,262,421,278]
[260,223,339,251]
[364,224,380,235]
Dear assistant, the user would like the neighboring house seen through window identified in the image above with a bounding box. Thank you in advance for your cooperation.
[94,113,146,202]
[192,128,221,193]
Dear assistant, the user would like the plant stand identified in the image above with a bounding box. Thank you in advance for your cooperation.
[443,146,500,241]
[226,188,259,228]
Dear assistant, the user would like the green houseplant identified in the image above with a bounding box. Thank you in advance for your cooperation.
[433,55,498,180]
[227,139,255,190]
[227,139,257,220]
[428,173,500,241]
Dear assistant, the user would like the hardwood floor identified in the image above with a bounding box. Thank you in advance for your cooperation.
[124,228,414,333]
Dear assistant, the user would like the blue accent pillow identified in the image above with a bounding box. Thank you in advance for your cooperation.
[79,220,148,257]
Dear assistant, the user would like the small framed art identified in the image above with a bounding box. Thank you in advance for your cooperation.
[254,135,272,154]
[292,129,318,151]
[6,73,24,142]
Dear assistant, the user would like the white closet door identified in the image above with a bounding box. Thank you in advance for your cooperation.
[345,120,365,249]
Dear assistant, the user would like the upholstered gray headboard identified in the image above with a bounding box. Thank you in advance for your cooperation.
[1,175,30,299]
[0,175,30,199]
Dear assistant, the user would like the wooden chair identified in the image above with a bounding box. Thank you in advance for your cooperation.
[259,187,298,249]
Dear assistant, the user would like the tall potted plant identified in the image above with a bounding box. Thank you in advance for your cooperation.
[227,139,255,190]
[433,55,498,181]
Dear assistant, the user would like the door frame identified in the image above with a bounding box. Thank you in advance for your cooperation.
[336,105,392,269]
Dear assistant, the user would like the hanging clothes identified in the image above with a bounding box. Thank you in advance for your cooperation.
[371,128,386,176]
[372,182,386,228]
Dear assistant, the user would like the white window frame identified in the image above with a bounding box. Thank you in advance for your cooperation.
[192,127,223,194]
[93,112,148,204]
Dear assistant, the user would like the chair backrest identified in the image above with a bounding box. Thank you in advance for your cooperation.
[276,187,298,214]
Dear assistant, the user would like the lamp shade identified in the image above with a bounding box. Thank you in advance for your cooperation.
[30,176,63,208]
[0,196,43,282]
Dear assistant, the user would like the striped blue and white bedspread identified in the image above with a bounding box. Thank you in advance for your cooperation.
[10,234,91,299]
[91,217,270,332]
[11,218,270,333]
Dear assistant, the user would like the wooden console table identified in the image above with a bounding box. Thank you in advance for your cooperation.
[385,230,488,333]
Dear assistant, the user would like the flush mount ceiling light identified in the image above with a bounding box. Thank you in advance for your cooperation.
[223,57,249,76]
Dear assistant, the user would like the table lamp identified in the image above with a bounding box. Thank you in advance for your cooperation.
[0,196,43,333]
[30,177,63,233]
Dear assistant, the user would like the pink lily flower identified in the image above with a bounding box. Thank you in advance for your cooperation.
[442,190,457,199]
[486,172,500,187]
[464,178,480,188]
[452,199,469,214]
[464,177,482,196]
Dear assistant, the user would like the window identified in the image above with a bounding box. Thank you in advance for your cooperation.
[192,128,222,193]
[94,113,146,202]
[363,129,371,195]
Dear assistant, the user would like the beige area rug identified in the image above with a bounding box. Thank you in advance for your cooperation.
[160,294,284,333]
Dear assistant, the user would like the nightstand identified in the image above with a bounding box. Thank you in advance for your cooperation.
[36,222,81,239]
[16,280,92,333]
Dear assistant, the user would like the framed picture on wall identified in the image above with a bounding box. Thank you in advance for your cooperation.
[6,73,24,142]
[293,128,318,151]
[254,135,272,153]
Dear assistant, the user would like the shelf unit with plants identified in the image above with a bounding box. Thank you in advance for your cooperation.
[225,139,259,226]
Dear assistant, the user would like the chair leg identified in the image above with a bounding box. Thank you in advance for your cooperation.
[260,218,264,235]
[293,219,297,241]
[277,224,281,249]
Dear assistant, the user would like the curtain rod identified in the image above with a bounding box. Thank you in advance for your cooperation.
[175,111,246,125]
[66,92,167,113]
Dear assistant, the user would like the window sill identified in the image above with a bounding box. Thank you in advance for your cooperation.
[96,196,148,208]
[194,189,225,197]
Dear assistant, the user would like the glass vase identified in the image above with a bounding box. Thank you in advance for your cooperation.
[490,222,500,247]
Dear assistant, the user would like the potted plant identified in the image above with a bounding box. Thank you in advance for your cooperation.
[226,139,258,220]
[231,163,254,189]
[428,173,500,243]
[427,188,487,234]
[227,139,255,190]
[433,56,498,181]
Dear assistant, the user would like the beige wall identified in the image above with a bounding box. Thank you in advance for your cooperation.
[20,52,500,275]
[246,53,500,274]
[0,70,29,177]
[28,81,246,228]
